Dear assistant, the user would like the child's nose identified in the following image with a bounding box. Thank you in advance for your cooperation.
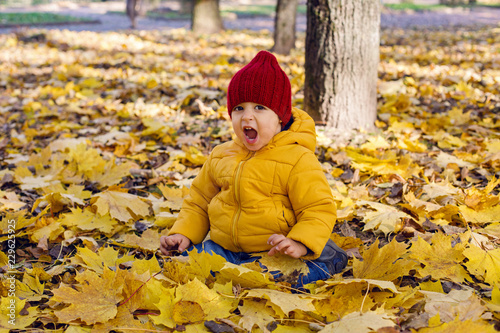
[242,108,254,120]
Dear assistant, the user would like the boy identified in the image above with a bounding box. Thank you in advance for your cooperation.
[160,50,347,286]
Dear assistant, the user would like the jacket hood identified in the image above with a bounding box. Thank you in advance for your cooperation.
[234,107,317,153]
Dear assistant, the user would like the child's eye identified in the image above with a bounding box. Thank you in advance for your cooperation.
[233,106,243,112]
[255,105,266,110]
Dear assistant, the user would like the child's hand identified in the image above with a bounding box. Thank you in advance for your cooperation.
[160,234,191,255]
[267,234,307,258]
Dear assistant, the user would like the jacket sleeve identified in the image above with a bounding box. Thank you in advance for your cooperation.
[285,152,337,259]
[167,153,220,244]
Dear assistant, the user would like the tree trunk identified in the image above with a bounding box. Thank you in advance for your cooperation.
[126,0,142,28]
[192,0,224,34]
[272,0,298,55]
[304,0,380,130]
[179,0,194,14]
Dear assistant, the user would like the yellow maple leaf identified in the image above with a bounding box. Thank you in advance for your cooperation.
[357,200,412,235]
[0,251,7,269]
[463,245,500,286]
[88,158,135,187]
[459,204,500,224]
[420,181,461,201]
[486,139,500,154]
[481,223,500,239]
[0,297,37,332]
[182,146,208,166]
[0,190,26,211]
[329,233,363,250]
[245,289,316,318]
[257,253,310,277]
[186,249,226,280]
[0,210,34,234]
[321,310,396,332]
[416,316,496,333]
[72,246,135,274]
[422,289,488,323]
[360,136,391,151]
[92,305,153,333]
[397,137,428,153]
[59,208,116,234]
[218,262,274,288]
[51,267,124,325]
[172,300,205,325]
[15,274,45,302]
[353,238,418,281]
[16,174,60,191]
[409,234,471,283]
[238,299,276,332]
[157,184,189,211]
[30,216,65,243]
[314,283,377,322]
[419,280,445,293]
[131,256,162,276]
[92,186,150,222]
[151,284,176,328]
[435,152,473,169]
[175,279,236,321]
[347,148,420,178]
[118,228,160,252]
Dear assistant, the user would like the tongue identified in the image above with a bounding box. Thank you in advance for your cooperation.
[245,129,257,140]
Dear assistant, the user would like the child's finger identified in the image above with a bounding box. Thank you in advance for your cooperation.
[267,233,285,246]
[178,237,191,252]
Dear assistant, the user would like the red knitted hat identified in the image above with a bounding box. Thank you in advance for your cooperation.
[227,50,292,125]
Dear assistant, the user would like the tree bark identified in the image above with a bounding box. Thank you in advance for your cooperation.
[304,0,380,130]
[272,0,298,55]
[126,0,142,28]
[179,0,194,15]
[192,0,224,34]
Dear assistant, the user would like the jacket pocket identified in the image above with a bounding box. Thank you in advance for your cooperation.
[277,201,296,230]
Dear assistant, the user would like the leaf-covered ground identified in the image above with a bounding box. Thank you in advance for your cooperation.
[0,25,500,332]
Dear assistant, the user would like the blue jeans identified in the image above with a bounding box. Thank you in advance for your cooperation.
[187,240,330,289]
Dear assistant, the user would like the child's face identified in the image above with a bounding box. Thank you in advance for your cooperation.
[231,102,282,151]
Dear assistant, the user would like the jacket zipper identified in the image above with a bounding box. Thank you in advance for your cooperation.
[231,151,255,251]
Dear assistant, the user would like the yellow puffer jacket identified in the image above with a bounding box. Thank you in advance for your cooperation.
[168,108,336,259]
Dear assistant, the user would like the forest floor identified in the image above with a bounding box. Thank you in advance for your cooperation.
[0,0,499,34]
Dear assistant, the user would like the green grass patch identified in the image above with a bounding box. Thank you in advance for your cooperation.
[115,4,308,20]
[0,12,91,25]
[385,2,500,11]
[384,4,448,11]
[222,4,307,17]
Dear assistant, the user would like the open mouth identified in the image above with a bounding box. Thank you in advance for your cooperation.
[243,126,258,143]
